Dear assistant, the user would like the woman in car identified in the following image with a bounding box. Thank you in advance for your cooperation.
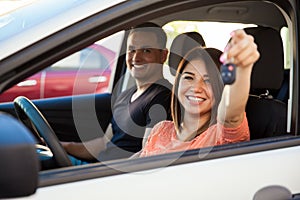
[139,29,260,157]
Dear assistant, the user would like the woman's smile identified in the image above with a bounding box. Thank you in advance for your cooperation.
[186,95,205,104]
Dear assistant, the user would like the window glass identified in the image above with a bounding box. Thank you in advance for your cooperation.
[80,48,108,70]
[0,30,124,102]
[163,21,289,69]
[162,21,257,82]
[163,21,256,51]
[51,47,110,70]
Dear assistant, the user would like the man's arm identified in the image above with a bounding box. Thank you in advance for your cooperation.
[61,136,108,160]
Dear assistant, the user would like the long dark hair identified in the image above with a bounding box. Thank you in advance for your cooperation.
[171,47,224,134]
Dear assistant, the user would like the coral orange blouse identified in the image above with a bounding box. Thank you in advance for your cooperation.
[140,113,250,157]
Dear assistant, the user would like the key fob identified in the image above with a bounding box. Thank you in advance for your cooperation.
[221,63,236,85]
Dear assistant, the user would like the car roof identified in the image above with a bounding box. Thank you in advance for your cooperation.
[151,1,287,30]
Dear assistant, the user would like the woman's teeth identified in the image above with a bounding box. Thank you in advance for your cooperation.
[187,96,204,102]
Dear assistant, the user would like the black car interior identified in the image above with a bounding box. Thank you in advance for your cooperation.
[244,26,287,139]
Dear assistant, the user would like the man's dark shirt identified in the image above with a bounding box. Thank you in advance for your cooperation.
[98,79,172,161]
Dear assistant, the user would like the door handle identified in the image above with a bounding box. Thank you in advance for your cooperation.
[253,185,299,200]
[17,80,37,87]
[88,76,107,83]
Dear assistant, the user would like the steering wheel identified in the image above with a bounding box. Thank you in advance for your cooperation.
[14,96,72,167]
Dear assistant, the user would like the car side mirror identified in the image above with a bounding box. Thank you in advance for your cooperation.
[0,112,39,198]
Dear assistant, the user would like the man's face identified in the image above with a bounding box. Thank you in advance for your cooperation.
[126,31,167,82]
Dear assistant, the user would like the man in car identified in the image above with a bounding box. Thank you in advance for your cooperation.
[62,22,172,164]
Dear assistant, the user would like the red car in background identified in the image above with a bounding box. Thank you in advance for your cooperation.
[0,44,115,102]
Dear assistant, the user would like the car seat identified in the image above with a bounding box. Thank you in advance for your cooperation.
[168,32,206,75]
[276,68,289,104]
[244,26,287,139]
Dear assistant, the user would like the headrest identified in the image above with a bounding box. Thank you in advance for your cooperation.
[168,32,206,75]
[244,26,284,90]
[204,47,223,70]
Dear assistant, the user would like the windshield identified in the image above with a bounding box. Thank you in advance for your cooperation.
[0,0,91,42]
[0,0,37,15]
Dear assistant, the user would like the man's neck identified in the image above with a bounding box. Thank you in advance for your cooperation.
[136,75,163,90]
[131,76,163,102]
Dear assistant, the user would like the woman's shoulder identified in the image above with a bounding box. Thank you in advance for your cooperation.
[151,120,175,135]
[148,120,176,146]
[154,120,174,129]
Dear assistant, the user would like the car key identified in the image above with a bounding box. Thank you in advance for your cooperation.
[221,62,236,85]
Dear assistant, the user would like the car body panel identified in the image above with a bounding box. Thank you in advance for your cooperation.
[23,143,300,199]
